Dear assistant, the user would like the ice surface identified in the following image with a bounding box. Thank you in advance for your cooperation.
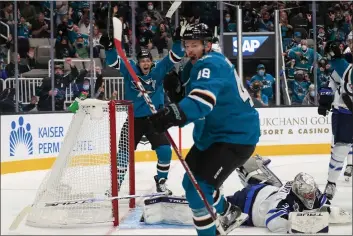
[1,155,352,235]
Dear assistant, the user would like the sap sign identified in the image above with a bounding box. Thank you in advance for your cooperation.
[232,36,269,56]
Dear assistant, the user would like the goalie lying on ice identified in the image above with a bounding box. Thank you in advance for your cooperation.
[143,155,352,234]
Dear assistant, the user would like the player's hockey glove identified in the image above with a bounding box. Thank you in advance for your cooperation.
[148,103,187,134]
[173,18,190,41]
[318,88,334,116]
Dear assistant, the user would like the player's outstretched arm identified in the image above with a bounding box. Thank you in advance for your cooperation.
[151,40,183,85]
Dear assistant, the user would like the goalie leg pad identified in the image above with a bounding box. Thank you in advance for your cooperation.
[289,212,329,234]
[237,155,282,188]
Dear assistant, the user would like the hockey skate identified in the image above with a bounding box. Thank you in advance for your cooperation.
[216,202,249,235]
[344,165,352,182]
[154,175,172,195]
[324,181,336,200]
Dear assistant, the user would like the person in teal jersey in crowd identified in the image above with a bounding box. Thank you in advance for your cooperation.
[250,64,275,102]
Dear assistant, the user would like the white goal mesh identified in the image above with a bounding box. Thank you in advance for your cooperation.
[26,99,134,228]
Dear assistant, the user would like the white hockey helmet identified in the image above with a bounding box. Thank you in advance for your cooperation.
[292,172,318,209]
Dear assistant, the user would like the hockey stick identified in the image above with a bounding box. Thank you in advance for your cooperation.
[9,192,167,231]
[112,17,225,235]
[166,1,182,19]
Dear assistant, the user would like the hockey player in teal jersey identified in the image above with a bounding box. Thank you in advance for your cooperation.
[318,41,353,200]
[100,32,184,195]
[147,23,260,235]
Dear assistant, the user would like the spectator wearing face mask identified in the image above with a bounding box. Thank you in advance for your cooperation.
[224,13,236,32]
[288,70,311,105]
[37,59,78,111]
[142,2,164,26]
[68,24,89,45]
[74,35,89,58]
[317,58,332,90]
[258,11,274,32]
[144,16,157,34]
[287,39,322,66]
[250,64,275,102]
[302,84,319,106]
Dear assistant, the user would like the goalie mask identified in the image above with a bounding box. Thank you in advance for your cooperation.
[292,172,318,209]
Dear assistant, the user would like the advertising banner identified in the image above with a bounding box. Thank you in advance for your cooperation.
[0,107,331,166]
[223,32,276,59]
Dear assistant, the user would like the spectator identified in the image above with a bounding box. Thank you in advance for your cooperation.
[68,24,89,45]
[302,84,319,106]
[142,2,164,25]
[18,16,31,39]
[20,1,37,24]
[0,3,15,26]
[57,15,70,38]
[153,23,170,58]
[0,88,37,113]
[0,58,8,81]
[78,15,91,36]
[56,36,75,59]
[288,70,311,105]
[92,25,103,58]
[55,1,68,25]
[5,53,31,78]
[144,16,157,34]
[31,12,50,38]
[287,39,322,65]
[74,35,89,58]
[242,1,259,32]
[258,11,274,32]
[317,58,331,90]
[250,80,268,107]
[93,67,105,99]
[279,12,293,38]
[286,58,296,80]
[118,15,131,57]
[37,59,78,111]
[137,22,154,50]
[224,13,237,32]
[250,64,275,102]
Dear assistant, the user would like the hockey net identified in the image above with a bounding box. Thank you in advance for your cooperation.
[26,99,135,227]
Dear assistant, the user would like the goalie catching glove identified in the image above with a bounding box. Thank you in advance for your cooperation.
[148,103,187,134]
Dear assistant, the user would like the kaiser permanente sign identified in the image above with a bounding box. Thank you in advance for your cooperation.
[223,32,275,59]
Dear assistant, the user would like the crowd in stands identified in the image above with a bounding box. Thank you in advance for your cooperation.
[0,1,353,113]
